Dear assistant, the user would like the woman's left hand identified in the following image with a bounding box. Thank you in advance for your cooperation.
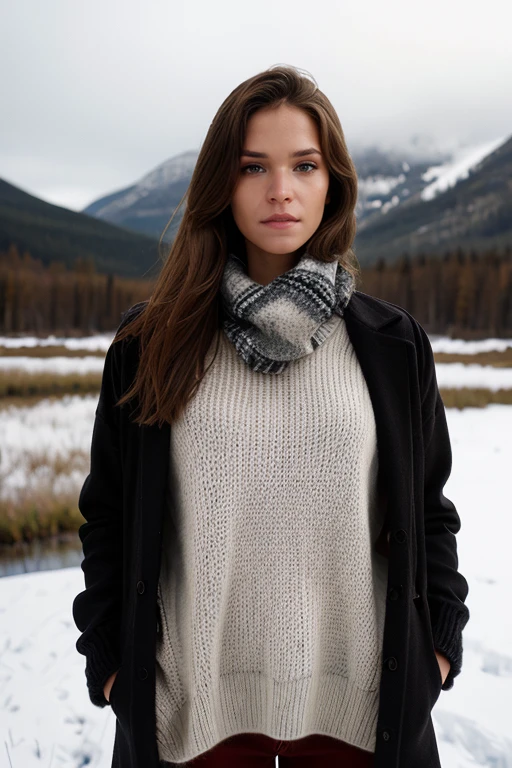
[434,650,451,685]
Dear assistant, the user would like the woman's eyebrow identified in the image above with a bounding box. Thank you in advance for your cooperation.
[240,147,322,159]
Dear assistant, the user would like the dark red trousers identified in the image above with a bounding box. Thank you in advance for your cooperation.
[160,732,375,767]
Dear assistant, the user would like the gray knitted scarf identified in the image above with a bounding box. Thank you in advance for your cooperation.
[219,250,356,374]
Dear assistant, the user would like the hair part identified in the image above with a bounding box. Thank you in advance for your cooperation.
[114,63,361,427]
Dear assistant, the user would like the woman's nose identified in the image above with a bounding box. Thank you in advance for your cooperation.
[267,171,294,201]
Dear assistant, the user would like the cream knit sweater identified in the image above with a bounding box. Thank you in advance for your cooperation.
[154,314,389,764]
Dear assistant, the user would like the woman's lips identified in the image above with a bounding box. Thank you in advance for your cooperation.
[261,220,299,229]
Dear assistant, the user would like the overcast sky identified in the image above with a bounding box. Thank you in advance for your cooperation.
[1,0,510,212]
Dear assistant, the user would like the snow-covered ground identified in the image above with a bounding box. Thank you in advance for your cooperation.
[429,336,512,354]
[0,350,511,501]
[2,332,512,354]
[0,331,511,767]
[0,356,105,374]
[0,403,510,767]
[434,363,512,391]
[0,334,113,352]
[0,395,97,499]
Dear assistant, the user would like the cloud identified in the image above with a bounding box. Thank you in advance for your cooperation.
[1,0,511,209]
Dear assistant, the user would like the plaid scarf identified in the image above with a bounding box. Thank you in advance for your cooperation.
[219,251,356,374]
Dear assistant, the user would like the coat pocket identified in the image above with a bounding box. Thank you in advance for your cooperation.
[413,594,443,705]
[109,664,127,720]
[422,598,443,691]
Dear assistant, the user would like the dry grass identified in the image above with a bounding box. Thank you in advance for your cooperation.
[0,375,512,412]
[0,371,102,401]
[0,496,85,544]
[0,447,89,544]
[434,349,512,367]
[0,345,106,358]
[439,388,512,408]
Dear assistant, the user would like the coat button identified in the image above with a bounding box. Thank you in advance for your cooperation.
[382,730,391,741]
[136,580,145,594]
[386,656,398,671]
[394,529,407,543]
[138,667,148,680]
[388,586,401,601]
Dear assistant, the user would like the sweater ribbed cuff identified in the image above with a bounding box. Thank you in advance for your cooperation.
[431,601,470,691]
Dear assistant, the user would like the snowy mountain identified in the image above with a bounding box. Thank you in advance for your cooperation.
[419,137,508,202]
[81,135,512,266]
[354,134,512,265]
[81,150,199,241]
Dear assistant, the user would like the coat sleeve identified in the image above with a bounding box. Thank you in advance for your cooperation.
[72,303,147,707]
[413,318,470,691]
[72,338,124,708]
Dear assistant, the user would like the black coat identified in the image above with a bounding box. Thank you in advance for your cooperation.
[72,290,470,768]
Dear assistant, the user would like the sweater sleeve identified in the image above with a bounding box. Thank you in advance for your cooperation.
[414,319,470,691]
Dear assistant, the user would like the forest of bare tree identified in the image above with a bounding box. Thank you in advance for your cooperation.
[1,243,511,338]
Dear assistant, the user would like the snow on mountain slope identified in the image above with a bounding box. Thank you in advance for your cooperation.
[90,149,199,219]
[420,136,508,201]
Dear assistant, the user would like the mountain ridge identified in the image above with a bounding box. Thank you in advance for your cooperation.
[0,177,162,279]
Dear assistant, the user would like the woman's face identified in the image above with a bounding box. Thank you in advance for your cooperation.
[230,103,331,271]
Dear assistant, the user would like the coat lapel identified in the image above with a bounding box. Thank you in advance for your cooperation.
[139,412,171,549]
[343,292,415,535]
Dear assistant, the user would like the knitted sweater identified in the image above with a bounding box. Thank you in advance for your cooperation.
[154,314,389,764]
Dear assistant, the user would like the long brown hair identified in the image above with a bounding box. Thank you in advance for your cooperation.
[114,64,361,427]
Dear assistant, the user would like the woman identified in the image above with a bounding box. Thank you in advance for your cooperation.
[73,65,470,768]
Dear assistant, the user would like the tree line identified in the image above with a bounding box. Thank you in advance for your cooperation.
[359,245,512,338]
[0,245,152,335]
[1,243,511,338]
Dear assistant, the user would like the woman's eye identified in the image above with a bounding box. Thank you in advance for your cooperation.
[240,164,260,174]
[296,162,317,173]
[241,162,317,175]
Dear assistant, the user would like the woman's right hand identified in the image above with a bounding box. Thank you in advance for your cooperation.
[104,669,120,702]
